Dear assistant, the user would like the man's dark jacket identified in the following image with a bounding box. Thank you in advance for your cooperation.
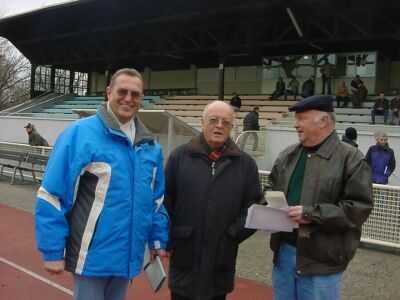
[341,135,358,148]
[243,111,260,131]
[373,98,389,112]
[164,134,263,299]
[269,132,373,276]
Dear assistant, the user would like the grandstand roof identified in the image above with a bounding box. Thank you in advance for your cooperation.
[1,0,400,72]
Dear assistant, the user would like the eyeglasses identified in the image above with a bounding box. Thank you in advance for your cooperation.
[116,89,142,100]
[204,117,234,128]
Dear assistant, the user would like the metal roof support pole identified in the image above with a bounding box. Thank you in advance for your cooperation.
[50,66,55,92]
[167,116,173,158]
[30,64,37,99]
[218,57,225,100]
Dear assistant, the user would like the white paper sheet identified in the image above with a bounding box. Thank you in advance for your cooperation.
[265,191,288,208]
[245,204,298,232]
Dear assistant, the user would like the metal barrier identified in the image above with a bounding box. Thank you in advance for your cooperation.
[0,141,52,156]
[258,170,400,249]
[235,130,266,154]
[0,142,52,182]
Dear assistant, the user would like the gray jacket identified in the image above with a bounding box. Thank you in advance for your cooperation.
[29,130,49,146]
[269,132,373,275]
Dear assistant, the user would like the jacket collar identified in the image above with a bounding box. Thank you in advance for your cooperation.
[97,102,153,145]
[293,131,339,159]
[187,133,241,157]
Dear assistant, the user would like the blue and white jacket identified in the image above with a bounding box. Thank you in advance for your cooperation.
[35,103,169,279]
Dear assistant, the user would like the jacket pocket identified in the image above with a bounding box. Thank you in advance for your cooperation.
[215,235,239,271]
[170,225,194,269]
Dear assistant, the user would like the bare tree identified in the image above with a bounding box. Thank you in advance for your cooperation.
[0,38,31,110]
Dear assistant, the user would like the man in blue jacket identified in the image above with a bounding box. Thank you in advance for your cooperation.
[35,68,169,299]
[365,132,396,184]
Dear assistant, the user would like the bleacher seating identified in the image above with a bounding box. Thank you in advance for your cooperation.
[147,96,298,132]
[16,95,159,119]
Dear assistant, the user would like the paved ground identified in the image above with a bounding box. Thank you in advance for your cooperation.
[1,180,400,299]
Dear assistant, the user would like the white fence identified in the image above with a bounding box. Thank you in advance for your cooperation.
[259,170,400,249]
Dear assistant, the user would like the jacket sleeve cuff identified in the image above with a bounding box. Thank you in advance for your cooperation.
[302,205,314,222]
[43,251,64,261]
[148,240,167,250]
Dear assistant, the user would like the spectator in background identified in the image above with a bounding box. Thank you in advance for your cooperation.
[342,127,358,148]
[270,77,286,100]
[365,132,396,184]
[301,75,315,98]
[229,92,241,111]
[370,92,389,125]
[284,76,299,101]
[268,95,373,300]
[388,93,400,125]
[335,80,350,108]
[352,80,367,108]
[24,123,49,146]
[35,68,169,299]
[350,75,361,94]
[240,106,260,151]
[164,100,263,300]
[320,57,334,94]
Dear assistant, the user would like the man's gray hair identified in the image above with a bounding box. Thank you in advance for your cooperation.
[313,111,336,128]
[202,100,235,119]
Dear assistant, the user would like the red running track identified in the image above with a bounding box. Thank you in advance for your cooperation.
[0,204,272,299]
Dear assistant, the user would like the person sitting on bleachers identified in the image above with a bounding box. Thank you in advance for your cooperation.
[301,75,315,98]
[229,92,242,111]
[370,92,389,125]
[388,93,400,125]
[335,80,350,108]
[284,76,299,101]
[270,77,285,100]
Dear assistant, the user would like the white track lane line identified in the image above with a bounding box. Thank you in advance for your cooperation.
[0,256,73,295]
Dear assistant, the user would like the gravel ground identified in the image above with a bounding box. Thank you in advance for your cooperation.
[236,231,400,300]
[1,180,399,299]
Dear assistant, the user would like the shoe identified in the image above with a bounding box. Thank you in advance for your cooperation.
[390,123,395,125]
[384,122,388,125]
[369,122,375,125]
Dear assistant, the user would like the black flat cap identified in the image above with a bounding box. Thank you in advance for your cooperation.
[288,95,334,112]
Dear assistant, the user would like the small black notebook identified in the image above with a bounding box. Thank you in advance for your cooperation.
[144,256,166,292]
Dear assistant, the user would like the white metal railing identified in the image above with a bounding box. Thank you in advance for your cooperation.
[235,130,266,153]
[258,170,400,249]
[0,141,52,155]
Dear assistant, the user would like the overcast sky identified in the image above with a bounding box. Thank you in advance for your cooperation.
[0,0,76,17]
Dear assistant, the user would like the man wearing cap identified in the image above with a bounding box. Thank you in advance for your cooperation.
[342,127,358,148]
[24,123,49,146]
[268,95,373,300]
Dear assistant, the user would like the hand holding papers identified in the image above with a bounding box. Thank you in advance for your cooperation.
[245,191,298,233]
[144,256,166,292]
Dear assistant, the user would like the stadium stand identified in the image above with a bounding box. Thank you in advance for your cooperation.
[147,96,298,132]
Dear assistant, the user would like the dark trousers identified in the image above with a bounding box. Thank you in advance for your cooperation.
[240,131,258,151]
[336,96,350,108]
[351,94,361,108]
[171,291,226,300]
[322,74,332,95]
[371,109,389,123]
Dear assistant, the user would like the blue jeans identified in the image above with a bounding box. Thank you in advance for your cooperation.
[272,243,343,300]
[73,274,129,300]
[371,109,389,123]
